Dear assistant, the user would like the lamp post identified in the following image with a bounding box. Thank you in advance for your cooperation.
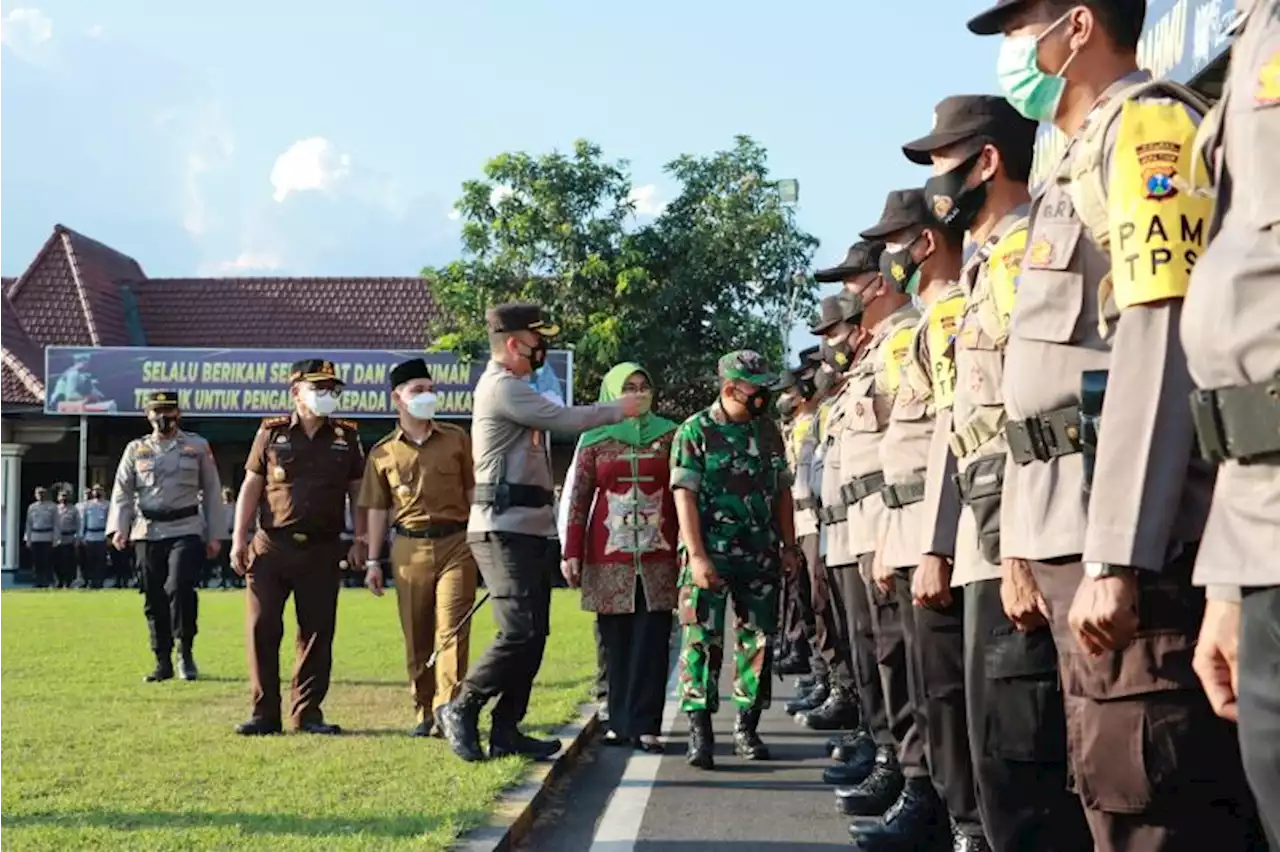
[775,179,801,362]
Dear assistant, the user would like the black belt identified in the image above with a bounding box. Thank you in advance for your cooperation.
[818,505,848,524]
[796,496,820,511]
[139,505,200,523]
[881,475,927,510]
[30,527,53,533]
[840,471,886,506]
[472,483,554,509]
[1005,405,1082,465]
[394,521,467,539]
[86,527,106,532]
[1190,377,1280,464]
[263,529,340,547]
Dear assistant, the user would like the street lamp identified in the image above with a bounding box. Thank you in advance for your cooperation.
[774,177,801,362]
[776,179,800,206]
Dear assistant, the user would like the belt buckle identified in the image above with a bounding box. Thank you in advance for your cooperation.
[291,532,309,544]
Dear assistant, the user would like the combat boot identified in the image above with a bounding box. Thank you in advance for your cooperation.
[775,647,811,676]
[732,708,770,760]
[686,710,715,770]
[436,687,487,762]
[784,678,829,715]
[834,747,904,815]
[794,674,820,693]
[830,727,877,767]
[489,717,562,761]
[144,651,174,683]
[951,823,993,852]
[824,736,884,786]
[847,776,949,850]
[178,642,198,681]
[796,685,859,730]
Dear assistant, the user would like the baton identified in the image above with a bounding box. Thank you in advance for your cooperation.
[426,591,491,669]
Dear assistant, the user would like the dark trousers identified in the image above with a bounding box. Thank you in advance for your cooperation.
[887,567,925,776]
[598,578,673,738]
[110,545,134,588]
[803,535,830,678]
[53,544,76,587]
[781,534,818,660]
[964,578,1088,852]
[246,533,343,727]
[81,541,107,588]
[594,618,609,703]
[832,556,885,736]
[136,535,202,654]
[215,540,235,587]
[903,579,981,833]
[464,532,557,727]
[1031,554,1262,852]
[1240,585,1280,849]
[29,541,54,587]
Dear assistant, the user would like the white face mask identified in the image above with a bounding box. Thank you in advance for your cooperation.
[300,387,339,417]
[403,391,437,421]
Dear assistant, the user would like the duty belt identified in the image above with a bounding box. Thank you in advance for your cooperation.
[29,526,52,533]
[472,482,554,509]
[394,521,467,539]
[881,475,927,510]
[796,496,820,511]
[949,409,1006,459]
[139,505,200,523]
[85,526,106,532]
[840,471,886,507]
[1190,377,1280,463]
[1005,406,1081,465]
[264,528,339,546]
[817,504,848,524]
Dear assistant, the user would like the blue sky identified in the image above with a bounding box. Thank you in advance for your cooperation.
[1,0,1005,354]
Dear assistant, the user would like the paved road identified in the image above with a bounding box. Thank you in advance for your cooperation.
[518,652,854,852]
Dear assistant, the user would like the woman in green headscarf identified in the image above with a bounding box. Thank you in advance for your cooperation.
[560,363,679,752]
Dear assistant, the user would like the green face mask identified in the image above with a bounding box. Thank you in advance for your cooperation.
[996,11,1076,123]
[904,270,922,296]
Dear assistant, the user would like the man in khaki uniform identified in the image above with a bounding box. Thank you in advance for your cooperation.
[360,358,479,738]
[911,94,1088,852]
[970,1,1261,848]
[1184,4,1280,846]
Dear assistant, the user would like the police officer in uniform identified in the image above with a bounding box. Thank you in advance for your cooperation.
[108,391,224,682]
[53,489,80,588]
[436,303,642,762]
[24,487,56,587]
[910,93,1089,852]
[79,484,110,589]
[1184,3,1280,845]
[971,1,1261,848]
[230,359,366,735]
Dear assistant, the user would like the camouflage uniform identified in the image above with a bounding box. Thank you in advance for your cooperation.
[671,352,791,713]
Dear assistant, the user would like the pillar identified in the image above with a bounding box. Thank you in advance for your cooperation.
[1,443,30,587]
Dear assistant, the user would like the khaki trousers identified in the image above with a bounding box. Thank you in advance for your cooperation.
[391,532,478,723]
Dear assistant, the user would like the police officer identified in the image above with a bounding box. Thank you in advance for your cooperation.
[24,486,56,587]
[360,357,479,737]
[230,359,366,735]
[79,484,110,589]
[52,489,80,588]
[909,93,1088,852]
[108,391,224,682]
[970,1,1261,848]
[436,303,642,762]
[1184,3,1280,845]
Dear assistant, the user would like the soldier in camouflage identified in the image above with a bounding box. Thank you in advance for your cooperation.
[670,350,801,770]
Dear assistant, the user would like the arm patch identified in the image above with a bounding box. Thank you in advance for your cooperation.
[986,223,1027,326]
[927,292,967,410]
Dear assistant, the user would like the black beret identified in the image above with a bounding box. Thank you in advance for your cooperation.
[390,358,433,388]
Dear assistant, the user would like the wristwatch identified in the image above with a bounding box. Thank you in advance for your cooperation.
[1084,561,1133,579]
[364,558,380,571]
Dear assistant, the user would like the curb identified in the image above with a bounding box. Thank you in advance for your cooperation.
[451,704,602,852]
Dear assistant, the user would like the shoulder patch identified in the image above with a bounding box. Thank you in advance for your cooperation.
[260,416,289,430]
[1256,49,1279,108]
[926,292,966,410]
[333,418,359,431]
[880,326,916,396]
[987,222,1028,325]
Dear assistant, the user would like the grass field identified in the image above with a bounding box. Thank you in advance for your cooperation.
[1,587,598,851]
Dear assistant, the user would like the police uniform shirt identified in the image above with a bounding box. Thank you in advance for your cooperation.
[246,414,364,535]
[79,498,110,543]
[359,423,475,528]
[1183,5,1280,589]
[1003,69,1213,569]
[818,382,855,565]
[108,431,225,542]
[790,411,821,540]
[54,503,80,545]
[25,500,56,543]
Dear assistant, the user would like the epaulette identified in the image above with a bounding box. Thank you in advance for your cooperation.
[372,431,397,448]
[332,418,359,431]
[260,415,290,430]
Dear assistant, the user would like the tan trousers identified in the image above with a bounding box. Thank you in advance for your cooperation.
[391,531,478,723]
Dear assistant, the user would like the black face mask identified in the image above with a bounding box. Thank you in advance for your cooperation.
[150,413,179,434]
[519,339,548,371]
[742,387,771,418]
[797,373,817,400]
[778,395,800,419]
[923,151,988,235]
[815,368,838,396]
[880,234,925,295]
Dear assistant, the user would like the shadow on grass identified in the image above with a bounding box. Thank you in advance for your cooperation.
[2,808,489,839]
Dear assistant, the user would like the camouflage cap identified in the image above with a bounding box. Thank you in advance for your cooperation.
[717,350,778,387]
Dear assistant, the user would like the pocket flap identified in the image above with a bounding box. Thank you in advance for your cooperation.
[844,374,874,399]
[1024,219,1082,271]
[985,627,1058,679]
[891,396,929,422]
[1061,631,1200,701]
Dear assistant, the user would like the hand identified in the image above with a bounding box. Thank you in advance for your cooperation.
[1068,570,1140,656]
[365,562,385,597]
[1193,599,1241,722]
[111,532,129,551]
[347,540,368,570]
[912,554,953,609]
[873,550,894,595]
[780,545,801,578]
[1001,557,1051,631]
[230,540,251,576]
[689,553,722,591]
[205,539,222,560]
[561,557,582,588]
[618,394,648,419]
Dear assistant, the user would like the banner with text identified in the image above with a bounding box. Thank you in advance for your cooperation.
[44,347,573,418]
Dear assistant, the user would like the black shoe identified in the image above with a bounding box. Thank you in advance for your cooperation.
[832,727,877,764]
[235,718,283,736]
[952,827,993,852]
[634,736,664,755]
[410,720,434,738]
[297,720,343,735]
[686,710,715,770]
[775,651,811,676]
[733,708,770,760]
[144,654,174,683]
[489,721,562,760]
[178,645,198,681]
[602,730,633,748]
[437,689,487,762]
[794,675,820,693]
[824,738,885,786]
[835,749,904,816]
[847,777,949,850]
[785,680,829,716]
[796,687,859,731]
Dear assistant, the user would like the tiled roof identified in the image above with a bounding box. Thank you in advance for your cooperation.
[5,228,95,348]
[1,292,45,406]
[60,227,146,346]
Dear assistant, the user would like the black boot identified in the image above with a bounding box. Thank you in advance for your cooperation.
[951,825,993,852]
[686,710,715,770]
[489,718,562,761]
[144,652,174,683]
[847,776,949,850]
[178,642,198,681]
[775,649,811,676]
[436,688,487,762]
[823,735,883,786]
[784,679,829,715]
[831,726,877,764]
[794,674,820,693]
[796,686,859,731]
[834,747,904,815]
[732,708,770,760]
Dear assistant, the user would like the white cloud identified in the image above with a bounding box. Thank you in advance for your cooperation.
[489,185,515,206]
[628,183,666,216]
[447,207,462,221]
[201,250,284,275]
[2,7,53,62]
[181,102,236,235]
[271,137,352,203]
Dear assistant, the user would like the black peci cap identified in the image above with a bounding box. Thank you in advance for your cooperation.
[145,390,180,410]
[289,359,344,385]
[860,189,931,240]
[967,0,1145,39]
[389,358,432,389]
[902,95,1038,165]
[486,303,560,337]
[814,240,886,283]
[810,293,865,335]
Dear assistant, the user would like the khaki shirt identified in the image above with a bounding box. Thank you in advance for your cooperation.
[245,415,364,536]
[79,498,110,543]
[359,422,475,528]
[25,500,56,543]
[790,411,820,539]
[108,430,224,542]
[1003,70,1213,569]
[1184,3,1280,589]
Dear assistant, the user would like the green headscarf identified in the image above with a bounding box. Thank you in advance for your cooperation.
[579,362,677,449]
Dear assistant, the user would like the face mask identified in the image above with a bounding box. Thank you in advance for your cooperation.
[300,388,339,417]
[825,337,855,372]
[778,395,800,419]
[798,374,817,400]
[924,151,988,234]
[880,237,925,295]
[403,391,437,421]
[997,12,1076,123]
[516,339,548,370]
[150,413,179,433]
[815,369,837,396]
[742,387,771,418]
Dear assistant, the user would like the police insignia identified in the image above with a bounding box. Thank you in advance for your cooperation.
[890,262,906,282]
[334,427,344,438]
[272,467,286,482]
[1027,238,1053,266]
[1258,50,1280,107]
[1135,141,1181,200]
[932,195,955,219]
[395,484,411,498]
[276,435,287,444]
